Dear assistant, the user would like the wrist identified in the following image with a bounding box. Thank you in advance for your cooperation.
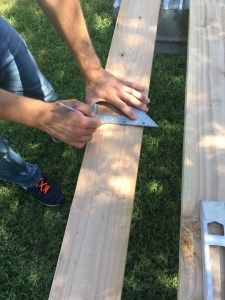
[0,89,55,129]
[33,101,57,131]
[84,65,105,84]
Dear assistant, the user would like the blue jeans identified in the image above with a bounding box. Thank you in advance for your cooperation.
[0,17,57,188]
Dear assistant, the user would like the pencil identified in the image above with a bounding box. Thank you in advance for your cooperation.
[57,102,83,115]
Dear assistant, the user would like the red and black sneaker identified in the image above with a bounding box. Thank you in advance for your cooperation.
[27,176,65,206]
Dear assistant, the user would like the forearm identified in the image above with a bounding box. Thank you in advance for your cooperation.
[0,89,51,129]
[37,0,102,81]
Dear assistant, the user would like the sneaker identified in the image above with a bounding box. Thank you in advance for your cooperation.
[27,176,65,206]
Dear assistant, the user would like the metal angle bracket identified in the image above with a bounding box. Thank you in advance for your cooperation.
[91,104,158,128]
[163,0,185,10]
[200,200,225,300]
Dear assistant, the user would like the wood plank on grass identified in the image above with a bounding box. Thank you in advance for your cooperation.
[49,0,160,299]
[178,0,225,299]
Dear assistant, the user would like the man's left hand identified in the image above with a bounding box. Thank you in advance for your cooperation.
[85,69,150,119]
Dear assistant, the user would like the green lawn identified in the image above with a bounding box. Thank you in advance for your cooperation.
[0,1,186,299]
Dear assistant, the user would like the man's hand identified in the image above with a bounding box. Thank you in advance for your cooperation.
[38,1,149,119]
[41,100,101,148]
[86,69,150,119]
[0,89,101,149]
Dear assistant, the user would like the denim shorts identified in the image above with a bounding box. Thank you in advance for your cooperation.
[0,17,57,100]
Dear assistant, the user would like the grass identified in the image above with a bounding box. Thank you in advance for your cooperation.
[0,1,186,299]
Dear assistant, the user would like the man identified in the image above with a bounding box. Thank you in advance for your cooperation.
[0,0,149,206]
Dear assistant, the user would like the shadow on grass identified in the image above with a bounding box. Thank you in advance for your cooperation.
[0,1,185,299]
[122,54,186,299]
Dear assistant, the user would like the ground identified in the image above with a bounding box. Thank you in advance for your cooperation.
[0,1,186,299]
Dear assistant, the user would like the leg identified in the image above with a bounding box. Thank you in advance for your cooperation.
[0,18,64,205]
[0,135,64,206]
[0,17,57,102]
[0,136,41,188]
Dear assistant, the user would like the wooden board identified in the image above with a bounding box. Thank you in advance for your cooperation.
[178,0,225,299]
[49,1,160,299]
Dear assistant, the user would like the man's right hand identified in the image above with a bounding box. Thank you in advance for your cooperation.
[40,99,102,148]
[0,90,101,148]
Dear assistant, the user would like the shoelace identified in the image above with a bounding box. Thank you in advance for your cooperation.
[36,178,50,194]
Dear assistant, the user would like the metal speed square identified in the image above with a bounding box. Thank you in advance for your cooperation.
[92,102,158,128]
[200,201,225,300]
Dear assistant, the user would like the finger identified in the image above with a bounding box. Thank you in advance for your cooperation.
[80,128,97,135]
[63,100,93,117]
[66,140,85,148]
[74,102,94,117]
[120,91,149,112]
[113,97,136,119]
[76,135,93,143]
[122,86,150,104]
[75,142,86,149]
[82,116,102,129]
[120,80,146,92]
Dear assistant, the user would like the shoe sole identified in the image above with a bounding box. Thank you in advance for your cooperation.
[37,200,61,207]
[37,196,65,207]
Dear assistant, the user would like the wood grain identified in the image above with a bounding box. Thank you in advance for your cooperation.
[178,0,225,298]
[49,1,160,299]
